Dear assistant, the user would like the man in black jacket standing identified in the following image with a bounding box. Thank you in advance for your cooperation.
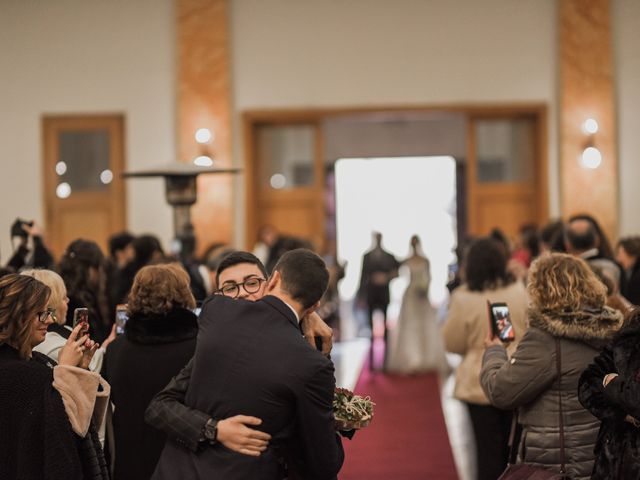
[152,249,343,480]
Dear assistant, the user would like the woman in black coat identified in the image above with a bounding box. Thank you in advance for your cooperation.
[104,262,198,480]
[578,307,640,479]
[616,237,640,306]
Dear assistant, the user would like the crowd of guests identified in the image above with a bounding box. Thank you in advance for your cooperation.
[444,214,640,480]
[0,220,338,480]
[2,213,640,479]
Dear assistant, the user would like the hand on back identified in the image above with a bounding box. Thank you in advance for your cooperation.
[217,415,272,457]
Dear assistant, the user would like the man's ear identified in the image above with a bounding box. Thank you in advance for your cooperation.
[266,270,280,292]
[302,300,321,318]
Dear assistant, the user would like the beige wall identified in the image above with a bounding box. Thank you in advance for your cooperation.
[0,0,176,260]
[230,0,559,245]
[614,0,640,237]
[1,0,638,261]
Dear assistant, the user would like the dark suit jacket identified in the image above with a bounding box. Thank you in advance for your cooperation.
[358,247,399,307]
[152,295,343,480]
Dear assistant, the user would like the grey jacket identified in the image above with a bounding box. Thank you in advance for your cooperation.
[480,307,622,480]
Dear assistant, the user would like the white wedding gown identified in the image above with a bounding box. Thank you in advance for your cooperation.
[387,256,449,374]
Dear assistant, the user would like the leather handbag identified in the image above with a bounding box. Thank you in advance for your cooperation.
[498,340,568,480]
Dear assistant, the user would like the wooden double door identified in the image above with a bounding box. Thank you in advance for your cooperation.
[244,106,548,250]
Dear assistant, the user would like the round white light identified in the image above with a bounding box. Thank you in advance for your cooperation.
[580,147,602,169]
[582,118,599,135]
[195,128,213,144]
[56,182,71,199]
[55,161,67,176]
[100,169,113,184]
[193,155,213,167]
[270,173,286,189]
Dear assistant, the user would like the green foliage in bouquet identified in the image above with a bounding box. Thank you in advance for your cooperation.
[333,387,375,430]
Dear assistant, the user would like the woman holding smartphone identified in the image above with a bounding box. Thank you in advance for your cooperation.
[480,253,623,479]
[0,273,110,479]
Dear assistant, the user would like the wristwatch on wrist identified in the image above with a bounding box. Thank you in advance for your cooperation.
[203,418,218,444]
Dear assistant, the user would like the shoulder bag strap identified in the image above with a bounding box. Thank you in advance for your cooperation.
[506,412,519,465]
[555,339,566,474]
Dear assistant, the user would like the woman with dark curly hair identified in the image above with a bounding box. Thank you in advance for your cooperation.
[104,263,198,480]
[443,237,529,480]
[481,253,623,479]
[579,307,640,479]
[616,236,640,305]
[59,239,112,343]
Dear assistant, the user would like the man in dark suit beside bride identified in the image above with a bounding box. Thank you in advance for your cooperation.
[358,232,400,371]
[152,249,344,480]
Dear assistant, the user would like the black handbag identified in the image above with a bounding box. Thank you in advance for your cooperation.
[498,340,568,480]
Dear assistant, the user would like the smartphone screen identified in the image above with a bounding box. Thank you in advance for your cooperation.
[115,304,128,335]
[72,307,90,336]
[488,302,515,342]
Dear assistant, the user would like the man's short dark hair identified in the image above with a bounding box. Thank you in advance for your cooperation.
[109,232,135,257]
[566,221,597,252]
[274,249,329,309]
[216,251,268,285]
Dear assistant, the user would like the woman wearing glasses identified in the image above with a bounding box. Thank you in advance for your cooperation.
[24,268,116,372]
[0,273,110,479]
[104,262,200,480]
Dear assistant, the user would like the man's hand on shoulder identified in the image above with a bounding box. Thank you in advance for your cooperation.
[216,415,272,457]
[301,312,333,356]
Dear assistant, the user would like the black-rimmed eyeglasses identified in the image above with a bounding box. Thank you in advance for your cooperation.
[216,277,266,298]
[36,308,56,323]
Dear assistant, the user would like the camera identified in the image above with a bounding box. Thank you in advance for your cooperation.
[11,218,33,239]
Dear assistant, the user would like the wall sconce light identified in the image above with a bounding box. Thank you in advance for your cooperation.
[579,118,601,169]
[193,128,215,167]
[582,118,599,135]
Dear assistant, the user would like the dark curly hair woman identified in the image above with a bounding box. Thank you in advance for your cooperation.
[59,239,111,343]
[579,307,640,479]
[443,237,529,480]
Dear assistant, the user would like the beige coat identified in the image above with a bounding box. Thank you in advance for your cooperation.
[443,281,528,404]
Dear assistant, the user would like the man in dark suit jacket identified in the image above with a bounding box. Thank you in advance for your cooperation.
[152,249,343,480]
[357,232,399,371]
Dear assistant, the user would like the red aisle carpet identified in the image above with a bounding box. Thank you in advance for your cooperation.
[339,343,458,480]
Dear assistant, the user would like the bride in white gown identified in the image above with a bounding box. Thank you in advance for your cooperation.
[387,235,449,374]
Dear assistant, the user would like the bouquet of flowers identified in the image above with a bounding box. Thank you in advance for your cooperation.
[333,387,375,431]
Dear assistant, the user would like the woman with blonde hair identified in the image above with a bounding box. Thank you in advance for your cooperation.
[104,262,199,480]
[24,269,115,371]
[481,253,623,479]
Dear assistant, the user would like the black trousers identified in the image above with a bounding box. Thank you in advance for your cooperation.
[465,402,512,480]
[367,302,389,370]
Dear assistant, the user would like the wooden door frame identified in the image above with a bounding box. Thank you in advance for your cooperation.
[466,107,549,235]
[243,102,548,248]
[42,113,127,256]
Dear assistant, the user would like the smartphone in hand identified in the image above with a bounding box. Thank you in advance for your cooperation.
[487,301,515,343]
[72,307,90,337]
[115,304,128,336]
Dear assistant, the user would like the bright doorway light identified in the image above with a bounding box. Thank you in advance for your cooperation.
[335,156,457,307]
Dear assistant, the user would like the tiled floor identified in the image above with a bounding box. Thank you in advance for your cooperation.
[440,354,476,480]
[332,337,370,390]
